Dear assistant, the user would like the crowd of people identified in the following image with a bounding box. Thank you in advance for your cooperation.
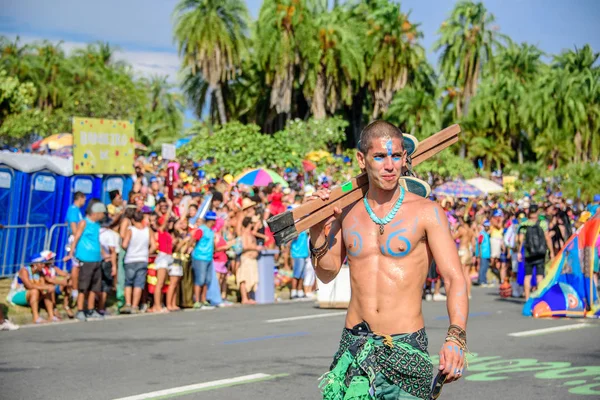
[2,153,599,327]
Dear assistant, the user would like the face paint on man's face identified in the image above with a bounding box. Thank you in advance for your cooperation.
[386,139,393,157]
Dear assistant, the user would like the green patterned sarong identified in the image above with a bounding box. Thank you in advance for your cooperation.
[319,325,433,400]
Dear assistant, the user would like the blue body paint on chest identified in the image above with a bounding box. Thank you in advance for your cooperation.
[380,219,412,257]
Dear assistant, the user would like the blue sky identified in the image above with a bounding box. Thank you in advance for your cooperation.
[1,0,599,122]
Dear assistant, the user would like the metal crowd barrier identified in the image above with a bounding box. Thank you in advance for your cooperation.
[45,223,69,271]
[0,224,48,277]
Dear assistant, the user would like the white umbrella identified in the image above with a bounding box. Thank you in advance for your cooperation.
[466,177,505,194]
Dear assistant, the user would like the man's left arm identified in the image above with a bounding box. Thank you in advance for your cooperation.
[425,202,468,383]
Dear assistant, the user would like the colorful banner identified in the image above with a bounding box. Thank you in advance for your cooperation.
[72,117,135,174]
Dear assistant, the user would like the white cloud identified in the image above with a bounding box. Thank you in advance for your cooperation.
[1,33,181,82]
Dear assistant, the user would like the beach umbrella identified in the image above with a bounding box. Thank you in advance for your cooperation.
[433,179,483,198]
[134,141,148,151]
[466,177,505,194]
[234,168,289,187]
[40,133,73,150]
[302,159,317,172]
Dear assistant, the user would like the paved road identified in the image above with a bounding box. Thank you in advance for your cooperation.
[2,286,600,400]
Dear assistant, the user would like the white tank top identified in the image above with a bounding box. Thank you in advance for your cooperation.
[124,226,149,264]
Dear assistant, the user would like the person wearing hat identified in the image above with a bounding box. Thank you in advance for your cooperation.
[67,199,107,321]
[235,197,257,236]
[191,210,218,309]
[7,251,58,324]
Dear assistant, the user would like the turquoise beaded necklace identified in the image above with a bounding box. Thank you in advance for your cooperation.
[363,186,405,235]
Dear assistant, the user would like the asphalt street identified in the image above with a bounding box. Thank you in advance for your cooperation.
[2,285,600,400]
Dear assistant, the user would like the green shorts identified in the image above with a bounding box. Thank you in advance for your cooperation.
[9,291,28,307]
[319,322,433,400]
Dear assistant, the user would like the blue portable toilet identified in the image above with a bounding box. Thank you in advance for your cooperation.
[0,163,24,275]
[0,153,72,275]
[101,175,132,204]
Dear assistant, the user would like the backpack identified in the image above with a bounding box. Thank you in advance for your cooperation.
[525,222,547,259]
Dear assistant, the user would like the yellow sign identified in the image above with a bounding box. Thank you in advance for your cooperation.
[72,117,135,174]
[503,176,517,193]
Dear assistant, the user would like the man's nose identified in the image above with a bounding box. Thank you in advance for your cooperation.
[383,156,395,170]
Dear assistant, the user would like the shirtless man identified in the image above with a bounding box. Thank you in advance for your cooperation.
[309,121,468,400]
[454,216,475,299]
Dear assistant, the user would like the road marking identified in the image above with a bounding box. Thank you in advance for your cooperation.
[112,373,288,400]
[508,323,595,337]
[223,331,309,344]
[266,311,347,323]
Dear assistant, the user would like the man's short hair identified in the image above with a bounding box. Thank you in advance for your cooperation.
[358,120,404,154]
[242,216,253,228]
[74,191,86,201]
[529,204,539,215]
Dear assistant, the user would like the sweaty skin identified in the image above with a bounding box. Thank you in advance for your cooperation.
[309,135,468,383]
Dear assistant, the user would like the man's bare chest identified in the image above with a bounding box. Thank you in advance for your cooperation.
[341,205,427,259]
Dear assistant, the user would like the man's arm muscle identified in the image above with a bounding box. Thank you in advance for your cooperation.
[425,203,469,329]
[311,218,346,284]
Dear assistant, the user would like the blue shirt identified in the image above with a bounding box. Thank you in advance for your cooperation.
[75,217,102,262]
[291,231,310,259]
[66,204,83,235]
[476,229,491,259]
[192,225,215,261]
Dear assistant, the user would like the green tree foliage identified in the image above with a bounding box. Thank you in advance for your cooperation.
[182,117,347,176]
[0,37,183,146]
[0,69,49,139]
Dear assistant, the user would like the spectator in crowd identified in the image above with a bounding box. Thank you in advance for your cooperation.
[68,199,106,321]
[290,229,310,299]
[238,217,262,304]
[454,216,474,301]
[7,251,58,323]
[165,217,190,311]
[213,217,233,303]
[191,211,218,309]
[121,210,155,314]
[0,304,19,331]
[152,200,174,313]
[476,220,492,289]
[518,204,552,301]
[66,191,86,303]
[107,190,124,220]
[40,258,74,319]
[99,218,120,316]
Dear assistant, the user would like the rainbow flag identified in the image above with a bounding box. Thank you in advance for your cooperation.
[523,213,600,318]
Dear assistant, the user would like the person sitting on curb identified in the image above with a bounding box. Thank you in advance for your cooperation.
[7,251,59,324]
[41,258,74,319]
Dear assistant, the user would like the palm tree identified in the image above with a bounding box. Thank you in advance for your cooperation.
[255,0,316,119]
[552,45,600,163]
[305,5,365,119]
[434,1,504,156]
[364,0,425,119]
[384,86,441,140]
[173,0,249,125]
[523,68,586,168]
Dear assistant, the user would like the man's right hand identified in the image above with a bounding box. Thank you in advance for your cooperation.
[307,189,342,246]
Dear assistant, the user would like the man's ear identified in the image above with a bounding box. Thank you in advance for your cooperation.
[356,151,366,170]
